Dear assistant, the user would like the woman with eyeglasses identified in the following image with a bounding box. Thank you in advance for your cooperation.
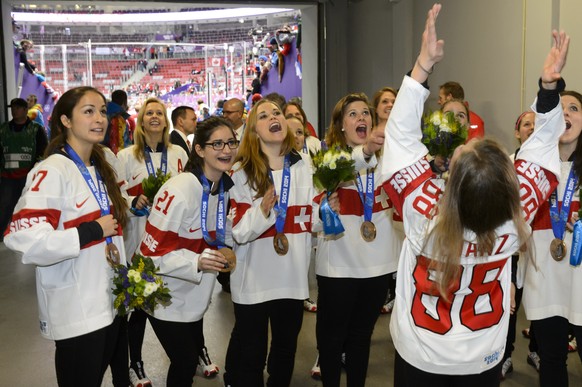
[116,97,189,385]
[223,99,327,386]
[138,116,239,386]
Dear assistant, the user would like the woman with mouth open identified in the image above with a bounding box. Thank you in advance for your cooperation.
[116,97,190,386]
[224,99,331,386]
[137,116,238,386]
[309,89,403,386]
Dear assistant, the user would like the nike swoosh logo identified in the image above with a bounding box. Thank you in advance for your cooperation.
[189,227,201,233]
[132,173,141,180]
[76,197,90,208]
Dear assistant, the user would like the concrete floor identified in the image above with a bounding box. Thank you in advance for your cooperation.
[1,241,581,386]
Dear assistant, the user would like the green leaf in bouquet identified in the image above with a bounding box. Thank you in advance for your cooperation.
[142,168,171,201]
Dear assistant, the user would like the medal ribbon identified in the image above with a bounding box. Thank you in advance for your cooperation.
[571,220,582,266]
[65,144,113,245]
[269,154,291,234]
[200,174,226,248]
[355,169,374,223]
[143,146,168,177]
[549,166,577,241]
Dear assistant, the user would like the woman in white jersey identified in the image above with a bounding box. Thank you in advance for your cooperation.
[116,97,189,386]
[5,86,129,386]
[523,78,582,386]
[314,89,403,387]
[137,116,237,386]
[224,99,320,386]
[377,4,568,386]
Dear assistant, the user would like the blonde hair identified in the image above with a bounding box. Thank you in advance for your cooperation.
[235,99,296,198]
[427,138,531,299]
[133,97,171,161]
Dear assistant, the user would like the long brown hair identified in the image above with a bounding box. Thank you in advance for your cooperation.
[46,86,127,227]
[427,138,530,299]
[132,97,171,162]
[325,92,374,149]
[562,90,582,181]
[235,99,295,198]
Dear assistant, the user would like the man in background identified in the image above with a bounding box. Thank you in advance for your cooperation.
[222,98,245,141]
[0,98,48,237]
[170,106,197,155]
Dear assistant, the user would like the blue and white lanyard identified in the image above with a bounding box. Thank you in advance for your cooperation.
[355,169,374,222]
[65,144,113,245]
[200,174,226,248]
[269,154,291,234]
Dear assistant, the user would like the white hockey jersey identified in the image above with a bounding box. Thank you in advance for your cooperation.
[4,153,127,340]
[381,75,561,375]
[523,160,582,325]
[138,170,234,322]
[314,158,404,278]
[116,144,188,259]
[229,151,316,304]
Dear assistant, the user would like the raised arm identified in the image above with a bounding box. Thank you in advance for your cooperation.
[517,30,569,179]
[411,3,444,85]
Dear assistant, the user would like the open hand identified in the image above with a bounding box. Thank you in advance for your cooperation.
[541,30,570,89]
[260,185,278,218]
[412,3,445,83]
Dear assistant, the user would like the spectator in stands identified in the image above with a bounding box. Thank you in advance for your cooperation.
[103,90,131,155]
[222,98,245,141]
[26,94,46,136]
[0,98,48,237]
[259,55,269,83]
[18,39,36,74]
[170,106,197,155]
[437,81,485,141]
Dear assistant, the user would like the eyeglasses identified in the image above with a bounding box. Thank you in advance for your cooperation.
[204,139,240,151]
[222,110,241,115]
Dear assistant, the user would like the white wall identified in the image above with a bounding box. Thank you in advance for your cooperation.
[332,0,582,151]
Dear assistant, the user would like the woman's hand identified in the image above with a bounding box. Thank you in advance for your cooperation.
[541,30,570,89]
[134,194,150,210]
[198,248,228,272]
[260,185,278,218]
[325,191,340,213]
[364,127,385,156]
[96,214,119,238]
[433,155,449,172]
[412,3,445,84]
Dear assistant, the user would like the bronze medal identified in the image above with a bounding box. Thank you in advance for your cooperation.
[360,221,377,242]
[273,233,289,256]
[219,247,237,273]
[106,242,121,267]
[550,238,567,261]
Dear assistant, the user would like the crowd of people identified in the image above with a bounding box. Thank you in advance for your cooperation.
[2,3,582,387]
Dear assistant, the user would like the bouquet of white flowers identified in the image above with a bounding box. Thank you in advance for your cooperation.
[112,254,171,316]
[422,111,468,158]
[311,148,355,192]
[311,147,355,235]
